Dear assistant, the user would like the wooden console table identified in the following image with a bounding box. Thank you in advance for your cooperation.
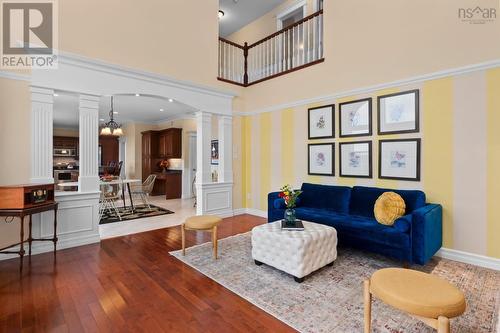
[0,202,59,270]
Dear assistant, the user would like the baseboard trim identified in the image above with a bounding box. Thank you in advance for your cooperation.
[436,248,500,271]
[0,234,100,261]
[233,208,267,218]
[234,208,500,271]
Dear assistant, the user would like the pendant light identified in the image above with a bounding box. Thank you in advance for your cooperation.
[100,96,123,136]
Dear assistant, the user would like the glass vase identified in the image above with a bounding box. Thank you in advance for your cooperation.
[284,208,296,224]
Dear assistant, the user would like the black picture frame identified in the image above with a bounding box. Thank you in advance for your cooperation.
[308,143,335,176]
[308,104,335,139]
[377,89,420,135]
[378,138,421,181]
[339,98,372,138]
[339,141,373,178]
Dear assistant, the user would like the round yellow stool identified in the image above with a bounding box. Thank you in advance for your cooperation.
[182,215,222,259]
[364,268,466,333]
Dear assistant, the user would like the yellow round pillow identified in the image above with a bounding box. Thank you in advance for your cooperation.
[374,192,406,226]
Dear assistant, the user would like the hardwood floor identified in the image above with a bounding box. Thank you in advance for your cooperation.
[0,215,296,333]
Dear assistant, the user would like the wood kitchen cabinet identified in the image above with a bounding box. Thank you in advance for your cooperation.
[152,172,182,199]
[158,128,182,158]
[141,131,159,182]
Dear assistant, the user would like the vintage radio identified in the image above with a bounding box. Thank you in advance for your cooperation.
[0,184,55,209]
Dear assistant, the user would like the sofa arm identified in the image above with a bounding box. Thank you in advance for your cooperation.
[268,192,283,223]
[411,204,443,265]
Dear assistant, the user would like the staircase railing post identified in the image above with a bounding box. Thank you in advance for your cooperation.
[243,42,249,86]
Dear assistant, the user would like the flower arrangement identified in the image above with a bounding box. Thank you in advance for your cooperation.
[158,159,170,172]
[278,184,302,209]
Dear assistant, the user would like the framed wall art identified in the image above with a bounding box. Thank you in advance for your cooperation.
[339,141,372,178]
[308,143,335,176]
[211,140,219,165]
[308,104,335,139]
[379,139,421,181]
[339,98,372,137]
[377,89,419,135]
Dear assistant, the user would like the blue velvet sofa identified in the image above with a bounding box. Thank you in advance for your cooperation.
[268,183,442,265]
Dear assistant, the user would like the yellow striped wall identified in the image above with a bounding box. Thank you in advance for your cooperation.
[236,68,500,259]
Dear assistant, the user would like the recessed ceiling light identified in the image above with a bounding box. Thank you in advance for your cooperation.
[135,93,140,97]
[113,111,119,114]
[218,10,225,19]
[168,98,173,102]
[53,93,58,97]
[99,118,105,121]
[160,108,164,112]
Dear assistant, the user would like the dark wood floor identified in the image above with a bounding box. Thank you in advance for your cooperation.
[0,214,296,333]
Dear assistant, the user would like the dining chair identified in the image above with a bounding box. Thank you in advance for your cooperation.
[99,178,123,221]
[130,174,157,210]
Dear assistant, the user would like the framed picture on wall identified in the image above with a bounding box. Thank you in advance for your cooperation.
[308,143,335,176]
[211,140,219,165]
[308,104,335,139]
[377,89,419,135]
[339,98,372,137]
[339,141,372,178]
[379,139,421,181]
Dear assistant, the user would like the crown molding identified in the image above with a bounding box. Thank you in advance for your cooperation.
[234,59,500,116]
[0,70,31,81]
[1,51,238,99]
[56,51,238,99]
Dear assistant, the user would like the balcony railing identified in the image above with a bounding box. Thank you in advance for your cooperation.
[218,10,324,87]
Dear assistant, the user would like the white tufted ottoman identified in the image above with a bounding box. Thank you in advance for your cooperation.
[251,221,337,283]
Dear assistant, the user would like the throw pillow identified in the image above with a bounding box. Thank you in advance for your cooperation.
[374,192,406,226]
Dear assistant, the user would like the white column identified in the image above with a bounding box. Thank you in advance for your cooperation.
[218,115,233,183]
[195,112,212,215]
[78,94,100,193]
[30,87,54,184]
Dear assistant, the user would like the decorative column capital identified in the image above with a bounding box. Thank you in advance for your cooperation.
[30,86,54,104]
[79,94,100,109]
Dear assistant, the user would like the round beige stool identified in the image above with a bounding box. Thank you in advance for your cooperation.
[364,268,466,333]
[182,215,222,259]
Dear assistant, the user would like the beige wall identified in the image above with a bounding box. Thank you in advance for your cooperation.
[225,0,500,112]
[59,0,223,90]
[0,78,31,185]
[54,128,79,137]
[227,0,315,45]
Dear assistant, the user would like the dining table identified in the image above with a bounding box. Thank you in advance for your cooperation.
[57,178,142,212]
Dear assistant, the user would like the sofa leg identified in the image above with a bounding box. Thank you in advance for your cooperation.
[402,262,410,269]
[294,276,304,283]
[327,261,334,267]
[254,260,263,266]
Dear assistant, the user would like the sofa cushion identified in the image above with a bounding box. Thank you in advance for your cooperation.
[294,208,410,249]
[300,183,351,213]
[350,186,426,218]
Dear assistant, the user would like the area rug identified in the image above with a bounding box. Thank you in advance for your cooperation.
[99,204,174,224]
[170,232,500,333]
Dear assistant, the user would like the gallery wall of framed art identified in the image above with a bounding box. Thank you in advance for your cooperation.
[307,89,421,181]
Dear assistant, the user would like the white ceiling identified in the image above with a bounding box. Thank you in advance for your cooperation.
[53,91,197,129]
[219,0,287,38]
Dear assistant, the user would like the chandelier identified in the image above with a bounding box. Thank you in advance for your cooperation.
[100,96,123,136]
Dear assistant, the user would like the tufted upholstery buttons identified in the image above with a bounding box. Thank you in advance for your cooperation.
[251,221,337,280]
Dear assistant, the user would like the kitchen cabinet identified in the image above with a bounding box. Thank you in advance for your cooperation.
[141,131,159,182]
[158,128,182,158]
[152,171,182,199]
